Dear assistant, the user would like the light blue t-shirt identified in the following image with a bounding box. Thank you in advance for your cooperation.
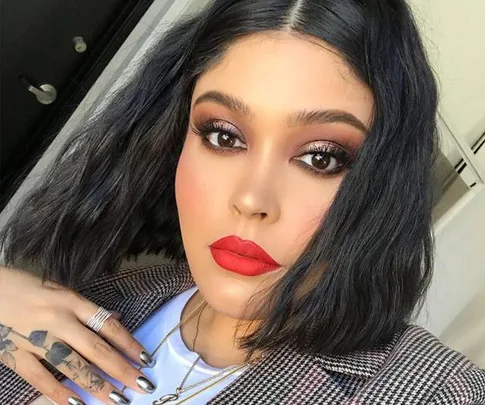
[63,287,247,404]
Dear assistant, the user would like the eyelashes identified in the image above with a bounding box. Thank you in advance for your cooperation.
[191,119,246,154]
[293,143,353,177]
[190,118,355,177]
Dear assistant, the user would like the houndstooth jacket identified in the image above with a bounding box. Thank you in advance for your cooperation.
[1,262,484,404]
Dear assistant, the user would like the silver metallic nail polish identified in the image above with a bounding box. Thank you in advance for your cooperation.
[68,398,86,405]
[109,391,131,405]
[136,375,156,393]
[140,350,155,368]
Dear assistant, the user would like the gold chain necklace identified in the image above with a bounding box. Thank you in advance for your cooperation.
[162,365,247,404]
[121,291,253,404]
[153,300,247,404]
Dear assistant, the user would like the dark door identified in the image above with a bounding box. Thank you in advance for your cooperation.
[1,0,155,209]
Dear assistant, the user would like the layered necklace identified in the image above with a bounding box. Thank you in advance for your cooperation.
[121,292,261,404]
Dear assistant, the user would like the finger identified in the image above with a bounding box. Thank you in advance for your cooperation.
[27,332,132,405]
[99,317,154,368]
[58,320,156,395]
[111,312,122,320]
[73,299,153,368]
[2,349,87,405]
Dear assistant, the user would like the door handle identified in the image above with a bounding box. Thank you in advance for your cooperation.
[20,76,57,105]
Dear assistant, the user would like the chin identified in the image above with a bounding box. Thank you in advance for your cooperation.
[187,252,275,321]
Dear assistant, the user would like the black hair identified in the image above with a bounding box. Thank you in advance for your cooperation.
[0,0,438,357]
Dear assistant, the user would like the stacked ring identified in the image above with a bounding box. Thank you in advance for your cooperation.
[85,307,113,332]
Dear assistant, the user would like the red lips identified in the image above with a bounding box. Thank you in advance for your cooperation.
[209,235,281,276]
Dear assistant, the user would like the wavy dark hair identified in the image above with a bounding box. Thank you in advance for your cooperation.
[1,0,438,357]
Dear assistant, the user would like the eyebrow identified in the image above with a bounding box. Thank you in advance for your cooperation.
[193,90,368,133]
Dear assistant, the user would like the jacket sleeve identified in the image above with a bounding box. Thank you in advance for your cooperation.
[430,366,485,405]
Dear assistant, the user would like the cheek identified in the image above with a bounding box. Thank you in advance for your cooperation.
[175,137,221,229]
[281,176,341,260]
[175,145,204,225]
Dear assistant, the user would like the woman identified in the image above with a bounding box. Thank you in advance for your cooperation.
[0,0,484,404]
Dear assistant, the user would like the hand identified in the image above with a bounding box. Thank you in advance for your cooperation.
[0,266,156,405]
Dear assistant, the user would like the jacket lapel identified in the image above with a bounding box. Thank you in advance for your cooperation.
[209,333,404,404]
[77,262,195,332]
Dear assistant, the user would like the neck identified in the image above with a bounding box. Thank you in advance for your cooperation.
[179,290,259,369]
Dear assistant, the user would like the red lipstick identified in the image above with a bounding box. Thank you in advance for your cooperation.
[209,235,281,276]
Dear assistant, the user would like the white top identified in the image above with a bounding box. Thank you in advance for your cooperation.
[60,287,246,404]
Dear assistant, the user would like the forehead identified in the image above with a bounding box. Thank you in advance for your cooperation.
[192,32,373,126]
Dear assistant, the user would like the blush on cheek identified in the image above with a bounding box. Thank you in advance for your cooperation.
[175,147,213,224]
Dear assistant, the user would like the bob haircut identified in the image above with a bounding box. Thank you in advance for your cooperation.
[1,0,438,358]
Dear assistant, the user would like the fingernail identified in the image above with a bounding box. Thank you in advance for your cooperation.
[109,391,131,405]
[136,375,156,393]
[140,350,155,368]
[68,398,86,405]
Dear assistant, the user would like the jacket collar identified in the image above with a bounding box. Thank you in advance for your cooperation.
[313,330,404,379]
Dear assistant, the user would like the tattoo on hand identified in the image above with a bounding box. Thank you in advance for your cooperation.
[67,357,105,392]
[0,322,52,372]
[0,322,105,394]
[0,323,18,371]
[85,368,105,392]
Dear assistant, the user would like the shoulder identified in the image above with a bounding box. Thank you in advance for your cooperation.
[75,259,193,298]
[372,325,485,404]
[296,325,485,404]
[74,260,195,332]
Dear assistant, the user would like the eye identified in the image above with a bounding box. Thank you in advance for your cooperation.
[293,143,352,176]
[191,119,247,152]
[297,152,340,171]
[206,131,246,149]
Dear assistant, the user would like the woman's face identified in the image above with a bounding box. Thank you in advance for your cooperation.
[175,32,373,320]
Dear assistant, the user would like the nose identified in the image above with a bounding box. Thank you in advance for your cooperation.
[229,172,281,224]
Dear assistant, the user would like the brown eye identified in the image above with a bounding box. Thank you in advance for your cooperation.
[294,145,351,176]
[218,133,236,148]
[206,131,246,149]
[192,119,247,151]
[311,153,333,170]
[300,152,339,172]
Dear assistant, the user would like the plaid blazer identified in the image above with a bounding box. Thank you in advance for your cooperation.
[1,262,484,404]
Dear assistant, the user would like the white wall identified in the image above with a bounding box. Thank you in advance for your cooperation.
[416,185,485,367]
[408,0,485,149]
[409,1,485,364]
[418,187,485,331]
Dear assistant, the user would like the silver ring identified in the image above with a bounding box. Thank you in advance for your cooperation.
[85,307,113,333]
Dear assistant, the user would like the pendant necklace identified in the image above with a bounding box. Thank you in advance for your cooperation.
[121,291,261,404]
[152,298,247,404]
